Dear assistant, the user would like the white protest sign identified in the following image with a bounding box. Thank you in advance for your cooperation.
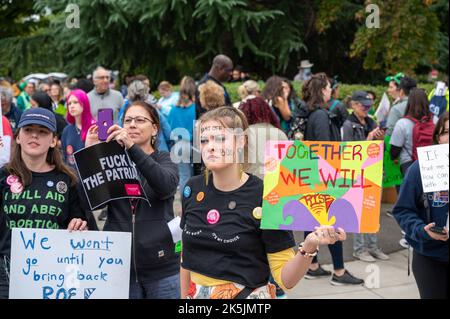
[374,92,390,124]
[9,228,131,299]
[417,144,449,193]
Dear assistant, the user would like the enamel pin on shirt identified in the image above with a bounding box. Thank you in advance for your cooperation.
[183,186,192,198]
[7,175,23,194]
[228,201,237,210]
[207,209,220,224]
[252,207,262,220]
[196,191,205,202]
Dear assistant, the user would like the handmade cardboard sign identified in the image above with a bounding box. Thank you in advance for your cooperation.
[261,141,384,233]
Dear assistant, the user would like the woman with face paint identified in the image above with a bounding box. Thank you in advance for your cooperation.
[0,108,88,299]
[180,106,348,299]
[85,100,180,299]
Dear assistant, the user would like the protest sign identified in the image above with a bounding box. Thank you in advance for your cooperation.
[382,135,403,188]
[9,228,131,299]
[417,144,449,193]
[261,140,383,233]
[374,92,390,125]
[74,141,147,210]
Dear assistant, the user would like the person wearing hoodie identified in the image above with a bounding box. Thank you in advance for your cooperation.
[393,112,449,299]
[85,100,180,299]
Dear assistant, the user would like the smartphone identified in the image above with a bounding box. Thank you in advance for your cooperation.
[97,108,114,141]
[430,226,447,235]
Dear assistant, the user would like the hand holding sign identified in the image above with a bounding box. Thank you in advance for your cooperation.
[305,226,347,249]
[67,218,88,232]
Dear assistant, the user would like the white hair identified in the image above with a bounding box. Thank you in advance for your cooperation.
[0,86,13,103]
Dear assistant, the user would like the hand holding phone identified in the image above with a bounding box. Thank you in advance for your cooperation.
[97,108,114,141]
[425,223,449,241]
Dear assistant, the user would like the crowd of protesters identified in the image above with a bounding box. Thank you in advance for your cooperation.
[0,54,448,299]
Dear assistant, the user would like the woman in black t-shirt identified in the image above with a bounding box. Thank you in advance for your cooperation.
[0,108,88,299]
[180,106,347,299]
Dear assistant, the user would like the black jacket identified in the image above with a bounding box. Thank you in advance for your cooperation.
[300,105,341,142]
[101,145,180,282]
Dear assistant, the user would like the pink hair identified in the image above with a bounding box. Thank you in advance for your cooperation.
[66,89,96,142]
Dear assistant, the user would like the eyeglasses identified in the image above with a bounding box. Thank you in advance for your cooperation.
[123,116,153,126]
[95,76,110,80]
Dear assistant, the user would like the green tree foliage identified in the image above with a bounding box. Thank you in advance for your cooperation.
[350,0,441,74]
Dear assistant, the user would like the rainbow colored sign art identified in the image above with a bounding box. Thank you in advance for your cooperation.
[261,141,384,233]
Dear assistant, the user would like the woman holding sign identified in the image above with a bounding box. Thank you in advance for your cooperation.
[180,106,348,299]
[393,112,449,299]
[0,108,88,299]
[85,100,180,299]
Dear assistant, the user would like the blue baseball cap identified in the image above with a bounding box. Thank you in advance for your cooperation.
[18,108,57,132]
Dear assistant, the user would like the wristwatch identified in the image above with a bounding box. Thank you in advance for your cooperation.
[298,242,319,258]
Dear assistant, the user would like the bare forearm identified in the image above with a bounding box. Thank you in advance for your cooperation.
[279,100,292,121]
[275,97,292,121]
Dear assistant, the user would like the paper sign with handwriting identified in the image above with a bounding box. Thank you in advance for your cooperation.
[9,228,131,299]
[417,144,449,193]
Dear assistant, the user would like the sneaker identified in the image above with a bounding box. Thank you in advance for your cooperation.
[386,210,394,218]
[352,250,376,262]
[369,248,390,260]
[399,238,409,249]
[330,270,364,286]
[304,265,332,279]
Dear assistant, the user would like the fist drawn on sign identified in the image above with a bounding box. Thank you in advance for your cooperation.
[299,193,336,226]
[280,196,359,232]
